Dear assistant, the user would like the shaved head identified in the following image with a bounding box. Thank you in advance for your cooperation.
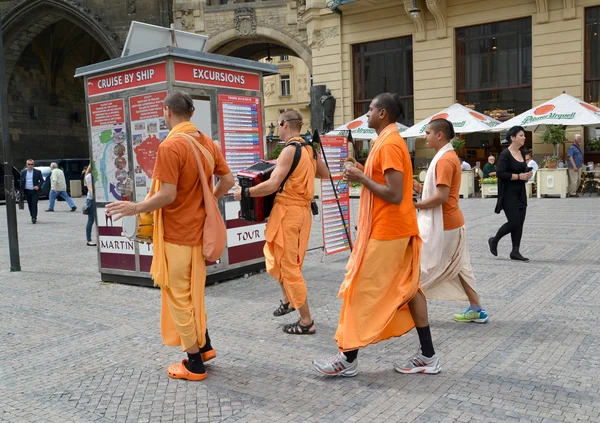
[280,109,303,131]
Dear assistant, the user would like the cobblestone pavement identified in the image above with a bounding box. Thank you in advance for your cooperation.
[1,195,600,423]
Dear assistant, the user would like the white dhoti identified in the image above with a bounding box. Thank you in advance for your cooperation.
[420,225,477,301]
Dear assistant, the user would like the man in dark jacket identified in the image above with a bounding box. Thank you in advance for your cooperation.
[20,159,44,223]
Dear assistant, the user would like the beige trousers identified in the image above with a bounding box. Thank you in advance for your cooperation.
[568,167,582,196]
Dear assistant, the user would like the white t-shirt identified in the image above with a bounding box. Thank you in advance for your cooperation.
[461,161,472,171]
[528,159,538,182]
[85,173,93,200]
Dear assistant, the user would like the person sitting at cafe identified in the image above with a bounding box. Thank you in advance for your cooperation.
[525,152,538,182]
[483,156,496,178]
[460,159,472,171]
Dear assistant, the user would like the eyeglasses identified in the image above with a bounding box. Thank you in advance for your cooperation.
[279,118,302,127]
[26,163,34,166]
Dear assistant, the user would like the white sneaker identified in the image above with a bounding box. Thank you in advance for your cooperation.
[394,351,441,374]
[313,352,358,377]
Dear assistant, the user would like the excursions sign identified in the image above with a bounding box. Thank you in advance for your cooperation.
[87,63,167,96]
[174,61,260,91]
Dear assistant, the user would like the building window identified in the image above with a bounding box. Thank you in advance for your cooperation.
[280,75,291,96]
[456,18,533,156]
[456,17,532,120]
[585,7,600,105]
[280,55,289,61]
[352,36,414,125]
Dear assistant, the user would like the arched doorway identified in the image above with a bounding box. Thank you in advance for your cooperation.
[2,0,118,166]
[207,28,313,158]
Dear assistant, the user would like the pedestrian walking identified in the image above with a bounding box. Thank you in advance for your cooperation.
[46,162,77,212]
[84,165,97,246]
[414,119,487,324]
[20,159,44,224]
[488,126,533,262]
[313,93,440,377]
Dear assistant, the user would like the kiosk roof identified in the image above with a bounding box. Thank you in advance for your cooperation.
[74,45,279,78]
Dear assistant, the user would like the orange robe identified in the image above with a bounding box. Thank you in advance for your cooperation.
[264,139,316,309]
[150,121,229,351]
[335,124,422,352]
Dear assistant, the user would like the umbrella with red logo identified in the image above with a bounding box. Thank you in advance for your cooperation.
[494,93,600,130]
[327,113,408,140]
[400,103,502,138]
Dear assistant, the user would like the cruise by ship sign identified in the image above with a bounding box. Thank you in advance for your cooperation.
[174,61,260,91]
[87,63,167,96]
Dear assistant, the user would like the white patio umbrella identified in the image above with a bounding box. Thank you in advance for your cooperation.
[326,113,408,140]
[494,93,600,130]
[400,103,502,138]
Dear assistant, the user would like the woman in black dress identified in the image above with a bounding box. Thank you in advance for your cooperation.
[488,126,533,261]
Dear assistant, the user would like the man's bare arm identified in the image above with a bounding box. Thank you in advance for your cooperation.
[415,185,450,209]
[214,172,235,199]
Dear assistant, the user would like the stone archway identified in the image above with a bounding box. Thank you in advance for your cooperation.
[206,26,312,70]
[1,0,118,164]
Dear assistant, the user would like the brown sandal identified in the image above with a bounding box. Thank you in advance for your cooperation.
[273,300,296,317]
[283,319,315,335]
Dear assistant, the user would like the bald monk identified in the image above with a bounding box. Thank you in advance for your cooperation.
[413,119,488,323]
[234,109,329,334]
[313,93,440,377]
[107,91,234,381]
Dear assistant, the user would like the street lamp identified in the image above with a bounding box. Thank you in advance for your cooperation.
[0,9,21,272]
[409,0,420,19]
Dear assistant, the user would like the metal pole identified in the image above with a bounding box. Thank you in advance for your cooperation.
[313,130,353,252]
[0,17,21,271]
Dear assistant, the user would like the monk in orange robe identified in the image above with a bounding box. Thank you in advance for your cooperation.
[107,91,234,381]
[234,109,329,334]
[313,93,441,377]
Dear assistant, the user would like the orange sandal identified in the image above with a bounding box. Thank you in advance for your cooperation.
[201,349,216,363]
[167,360,207,381]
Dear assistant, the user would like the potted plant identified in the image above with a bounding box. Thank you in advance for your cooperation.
[540,125,567,156]
[357,148,370,166]
[451,137,465,153]
[587,138,600,151]
[350,181,362,197]
[541,155,561,169]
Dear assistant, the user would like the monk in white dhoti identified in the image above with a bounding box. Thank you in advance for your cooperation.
[413,118,488,323]
[107,91,235,381]
[313,93,441,377]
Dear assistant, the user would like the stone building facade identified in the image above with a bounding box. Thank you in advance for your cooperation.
[1,0,171,165]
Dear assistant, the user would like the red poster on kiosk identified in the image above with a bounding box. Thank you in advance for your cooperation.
[320,136,352,255]
[87,63,167,96]
[128,91,168,202]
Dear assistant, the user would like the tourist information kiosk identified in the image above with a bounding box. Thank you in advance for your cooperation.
[75,46,278,286]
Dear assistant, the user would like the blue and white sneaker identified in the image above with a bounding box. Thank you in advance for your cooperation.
[453,307,488,323]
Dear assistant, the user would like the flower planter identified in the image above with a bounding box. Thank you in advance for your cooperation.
[537,168,568,198]
[481,183,498,198]
[350,185,362,197]
[547,161,557,169]
[459,171,474,198]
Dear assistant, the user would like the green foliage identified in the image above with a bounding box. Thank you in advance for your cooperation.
[451,137,465,152]
[350,182,362,188]
[481,177,498,185]
[587,138,600,151]
[269,144,284,160]
[359,149,370,159]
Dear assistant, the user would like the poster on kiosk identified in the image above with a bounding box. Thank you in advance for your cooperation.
[75,22,279,286]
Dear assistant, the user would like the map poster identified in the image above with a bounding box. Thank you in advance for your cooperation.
[89,99,129,203]
[129,91,168,202]
[320,136,352,255]
[218,94,263,178]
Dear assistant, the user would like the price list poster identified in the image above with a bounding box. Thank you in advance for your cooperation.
[129,91,168,202]
[320,136,352,255]
[218,94,263,177]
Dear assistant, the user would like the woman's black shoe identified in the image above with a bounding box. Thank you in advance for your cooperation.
[510,252,529,262]
[488,237,498,256]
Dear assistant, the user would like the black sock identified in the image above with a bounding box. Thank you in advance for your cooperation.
[184,351,206,374]
[343,349,358,363]
[416,326,435,358]
[199,330,212,353]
